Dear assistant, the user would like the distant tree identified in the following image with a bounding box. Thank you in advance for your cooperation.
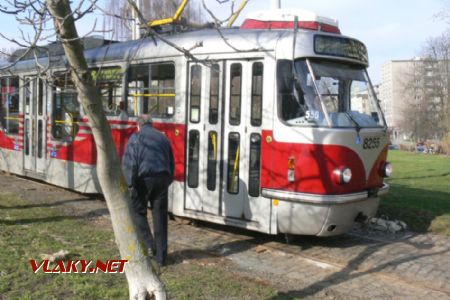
[0,48,11,60]
[106,0,204,40]
[399,30,449,141]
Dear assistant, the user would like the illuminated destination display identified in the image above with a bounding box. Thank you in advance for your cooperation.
[314,35,368,64]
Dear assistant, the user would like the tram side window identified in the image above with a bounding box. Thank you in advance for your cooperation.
[209,64,220,125]
[229,64,242,126]
[51,73,80,141]
[187,130,200,188]
[189,65,202,123]
[207,131,218,191]
[248,133,261,197]
[127,63,175,118]
[0,77,20,135]
[91,67,123,116]
[277,60,305,122]
[251,62,264,126]
[227,132,240,194]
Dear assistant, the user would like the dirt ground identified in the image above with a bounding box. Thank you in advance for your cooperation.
[1,172,449,299]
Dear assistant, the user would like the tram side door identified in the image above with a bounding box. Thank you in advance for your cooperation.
[185,62,224,215]
[23,77,47,175]
[222,60,264,221]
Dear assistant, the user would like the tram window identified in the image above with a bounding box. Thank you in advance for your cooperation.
[187,130,200,188]
[127,63,175,118]
[127,65,147,116]
[51,73,80,141]
[350,80,382,127]
[25,79,31,115]
[229,64,242,126]
[0,77,20,135]
[24,119,30,156]
[91,67,123,116]
[251,62,264,127]
[37,120,43,158]
[38,79,44,116]
[227,132,240,194]
[277,60,306,122]
[209,64,220,124]
[207,131,217,191]
[189,65,202,123]
[248,133,261,197]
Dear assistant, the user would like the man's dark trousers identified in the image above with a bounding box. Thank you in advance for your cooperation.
[132,173,170,266]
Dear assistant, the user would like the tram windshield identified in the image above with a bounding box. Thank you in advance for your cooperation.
[279,59,386,128]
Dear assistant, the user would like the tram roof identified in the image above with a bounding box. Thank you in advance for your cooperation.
[0,28,365,74]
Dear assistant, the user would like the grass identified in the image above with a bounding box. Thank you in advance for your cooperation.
[379,151,450,235]
[1,151,448,298]
[0,194,277,299]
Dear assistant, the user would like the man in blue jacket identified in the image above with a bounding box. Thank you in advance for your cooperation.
[122,114,174,266]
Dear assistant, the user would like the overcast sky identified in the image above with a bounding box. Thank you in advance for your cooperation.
[1,0,448,83]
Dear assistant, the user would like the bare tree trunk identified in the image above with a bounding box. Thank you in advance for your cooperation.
[46,1,166,299]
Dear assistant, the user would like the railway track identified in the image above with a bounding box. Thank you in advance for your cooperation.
[2,172,449,299]
[170,218,450,299]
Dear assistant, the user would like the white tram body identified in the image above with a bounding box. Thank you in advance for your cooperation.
[0,9,391,236]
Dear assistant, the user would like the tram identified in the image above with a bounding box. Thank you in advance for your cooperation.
[0,9,391,236]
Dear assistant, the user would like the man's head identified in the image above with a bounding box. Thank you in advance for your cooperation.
[137,114,152,131]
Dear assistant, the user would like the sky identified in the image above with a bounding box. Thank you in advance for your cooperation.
[206,0,449,83]
[0,0,448,83]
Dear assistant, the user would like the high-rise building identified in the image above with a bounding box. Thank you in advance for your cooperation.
[379,60,413,142]
[379,58,447,143]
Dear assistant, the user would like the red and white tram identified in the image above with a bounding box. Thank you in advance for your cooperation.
[0,9,391,236]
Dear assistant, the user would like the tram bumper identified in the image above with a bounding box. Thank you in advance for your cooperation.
[262,184,389,236]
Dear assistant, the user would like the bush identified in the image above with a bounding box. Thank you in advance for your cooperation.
[399,143,415,152]
[440,133,450,155]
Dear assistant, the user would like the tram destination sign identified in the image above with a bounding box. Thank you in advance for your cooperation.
[314,35,368,65]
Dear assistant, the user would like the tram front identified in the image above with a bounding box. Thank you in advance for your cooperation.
[262,33,391,236]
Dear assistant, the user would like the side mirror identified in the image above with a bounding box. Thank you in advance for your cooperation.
[277,60,293,94]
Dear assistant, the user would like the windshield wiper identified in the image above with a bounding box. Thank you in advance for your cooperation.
[345,111,362,140]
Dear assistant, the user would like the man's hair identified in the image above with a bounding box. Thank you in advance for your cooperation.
[137,114,152,127]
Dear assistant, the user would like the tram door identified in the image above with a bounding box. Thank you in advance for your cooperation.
[185,60,264,221]
[185,62,223,214]
[222,60,263,220]
[23,77,47,174]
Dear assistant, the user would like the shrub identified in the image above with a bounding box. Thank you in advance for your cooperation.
[399,143,415,152]
[440,133,450,155]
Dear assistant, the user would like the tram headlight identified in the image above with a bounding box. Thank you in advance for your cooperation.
[380,161,393,178]
[341,168,352,183]
[333,167,352,184]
